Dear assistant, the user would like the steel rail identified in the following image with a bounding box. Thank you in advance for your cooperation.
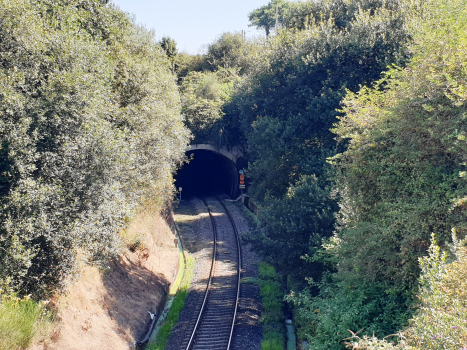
[185,198,217,350]
[215,195,242,350]
[185,196,241,350]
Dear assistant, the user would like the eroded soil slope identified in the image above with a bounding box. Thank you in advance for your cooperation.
[29,210,179,350]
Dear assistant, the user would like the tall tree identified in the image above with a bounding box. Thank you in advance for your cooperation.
[0,0,190,296]
[248,0,291,37]
[159,36,178,73]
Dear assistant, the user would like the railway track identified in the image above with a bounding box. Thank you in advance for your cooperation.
[184,195,242,350]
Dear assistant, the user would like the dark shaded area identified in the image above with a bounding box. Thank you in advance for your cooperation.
[175,150,238,198]
[102,256,170,343]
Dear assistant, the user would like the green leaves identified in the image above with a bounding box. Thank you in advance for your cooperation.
[0,0,190,296]
[180,69,238,145]
[294,0,467,347]
[248,0,291,37]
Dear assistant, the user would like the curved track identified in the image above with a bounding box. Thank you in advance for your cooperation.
[185,196,242,350]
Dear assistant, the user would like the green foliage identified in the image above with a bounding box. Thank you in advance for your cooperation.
[346,234,467,350]
[229,0,410,202]
[244,263,286,349]
[247,174,337,286]
[0,288,55,350]
[159,36,178,59]
[296,0,467,347]
[343,333,405,350]
[0,0,190,297]
[261,338,284,350]
[248,0,291,37]
[159,36,178,74]
[205,32,256,74]
[147,256,195,350]
[287,275,412,350]
[403,233,467,349]
[330,0,467,288]
[223,2,414,344]
[180,68,239,145]
[257,262,286,350]
[282,0,403,31]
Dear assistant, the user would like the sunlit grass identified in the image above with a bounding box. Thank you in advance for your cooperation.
[147,256,195,350]
[0,297,55,350]
[261,338,284,350]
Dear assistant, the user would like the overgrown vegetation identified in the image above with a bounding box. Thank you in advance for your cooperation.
[259,263,285,349]
[344,234,467,349]
[176,0,467,348]
[147,256,195,350]
[322,0,467,346]
[0,0,190,347]
[0,0,189,299]
[228,0,412,294]
[244,262,285,350]
[0,287,55,350]
[3,0,467,347]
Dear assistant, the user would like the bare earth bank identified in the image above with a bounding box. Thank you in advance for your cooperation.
[29,212,179,350]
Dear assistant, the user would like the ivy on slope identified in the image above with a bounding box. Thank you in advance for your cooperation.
[0,0,190,297]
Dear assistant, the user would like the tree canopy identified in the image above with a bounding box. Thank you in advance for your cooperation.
[0,0,190,296]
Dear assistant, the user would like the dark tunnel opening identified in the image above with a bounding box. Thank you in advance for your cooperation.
[174,150,238,198]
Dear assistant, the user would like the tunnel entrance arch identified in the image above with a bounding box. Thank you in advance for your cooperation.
[175,144,244,198]
[186,144,241,164]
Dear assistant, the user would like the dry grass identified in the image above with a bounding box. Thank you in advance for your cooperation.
[28,205,180,350]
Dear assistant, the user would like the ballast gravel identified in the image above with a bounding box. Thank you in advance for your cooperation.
[164,196,262,350]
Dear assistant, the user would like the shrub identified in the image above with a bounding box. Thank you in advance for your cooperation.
[348,233,467,350]
[261,338,284,350]
[0,0,189,297]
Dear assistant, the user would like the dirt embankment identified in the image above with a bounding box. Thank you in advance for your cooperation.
[29,209,180,350]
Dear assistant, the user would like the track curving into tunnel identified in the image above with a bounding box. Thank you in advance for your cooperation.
[184,195,241,350]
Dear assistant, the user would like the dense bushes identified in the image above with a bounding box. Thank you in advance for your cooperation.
[228,0,411,295]
[220,0,467,348]
[291,0,467,346]
[345,235,467,349]
[0,0,190,297]
[244,262,285,350]
[170,0,467,347]
[247,174,337,287]
[180,68,239,145]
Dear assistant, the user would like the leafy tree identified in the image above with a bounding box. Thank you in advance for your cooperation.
[248,0,291,37]
[282,0,402,31]
[173,53,210,82]
[0,0,190,296]
[229,0,410,202]
[180,69,239,145]
[223,0,415,345]
[330,0,467,287]
[159,36,178,58]
[247,174,338,287]
[292,0,467,346]
[159,36,178,73]
[205,32,257,74]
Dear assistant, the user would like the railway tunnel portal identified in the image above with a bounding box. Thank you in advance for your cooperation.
[174,144,246,198]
